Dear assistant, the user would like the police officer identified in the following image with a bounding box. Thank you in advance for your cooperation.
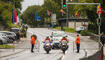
[30,35,37,53]
[75,34,80,53]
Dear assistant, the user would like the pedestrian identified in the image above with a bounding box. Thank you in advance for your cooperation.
[17,32,20,40]
[30,35,37,53]
[100,32,105,60]
[75,34,80,53]
[61,25,64,31]
[100,32,105,46]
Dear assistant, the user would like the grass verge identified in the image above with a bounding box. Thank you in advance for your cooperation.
[55,27,75,33]
[0,44,14,49]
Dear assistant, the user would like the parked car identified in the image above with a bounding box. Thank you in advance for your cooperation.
[0,33,8,44]
[50,31,67,49]
[10,28,20,33]
[0,31,16,41]
[10,28,20,40]
[76,26,87,33]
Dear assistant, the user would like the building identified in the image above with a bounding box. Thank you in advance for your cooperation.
[58,18,88,29]
[0,23,5,31]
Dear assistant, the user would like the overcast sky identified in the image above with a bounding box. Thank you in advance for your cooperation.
[21,0,44,13]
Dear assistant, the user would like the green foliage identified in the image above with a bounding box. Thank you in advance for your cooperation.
[88,23,98,34]
[21,5,42,27]
[0,0,23,29]
[55,27,75,33]
[0,44,14,48]
[80,30,91,36]
[55,27,61,30]
[0,0,23,10]
[64,27,75,33]
[21,0,61,27]
[21,0,105,34]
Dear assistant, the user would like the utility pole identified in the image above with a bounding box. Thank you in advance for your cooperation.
[66,5,69,27]
[98,4,104,60]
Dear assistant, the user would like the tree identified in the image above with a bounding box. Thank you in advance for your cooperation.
[0,0,23,29]
[21,0,61,26]
[21,5,42,27]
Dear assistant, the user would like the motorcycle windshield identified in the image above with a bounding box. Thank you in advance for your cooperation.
[61,40,67,45]
[45,40,50,43]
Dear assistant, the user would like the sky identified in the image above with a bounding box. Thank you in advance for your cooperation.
[21,0,44,13]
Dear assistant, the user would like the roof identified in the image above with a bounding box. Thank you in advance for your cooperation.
[58,18,88,22]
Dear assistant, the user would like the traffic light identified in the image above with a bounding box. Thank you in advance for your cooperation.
[98,18,101,25]
[63,0,66,8]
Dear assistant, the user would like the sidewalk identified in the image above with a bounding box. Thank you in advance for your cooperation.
[0,38,26,58]
[0,49,25,58]
[63,32,99,60]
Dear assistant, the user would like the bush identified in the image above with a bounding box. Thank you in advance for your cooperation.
[55,27,61,30]
[64,27,75,33]
[54,27,75,33]
[80,30,91,36]
[0,45,14,49]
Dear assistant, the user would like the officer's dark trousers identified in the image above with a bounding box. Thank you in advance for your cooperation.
[76,44,80,53]
[31,44,34,52]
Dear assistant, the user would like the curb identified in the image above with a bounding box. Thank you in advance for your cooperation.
[0,49,26,58]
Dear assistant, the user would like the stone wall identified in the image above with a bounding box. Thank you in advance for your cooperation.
[0,24,4,31]
[68,21,88,28]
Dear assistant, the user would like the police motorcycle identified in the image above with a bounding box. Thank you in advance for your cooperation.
[43,40,52,54]
[60,40,68,54]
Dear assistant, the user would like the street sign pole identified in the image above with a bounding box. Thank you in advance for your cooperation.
[66,5,69,27]
[98,4,104,60]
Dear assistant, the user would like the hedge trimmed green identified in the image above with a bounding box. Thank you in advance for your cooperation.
[64,27,75,33]
[55,27,75,33]
[80,30,91,36]
[0,45,14,49]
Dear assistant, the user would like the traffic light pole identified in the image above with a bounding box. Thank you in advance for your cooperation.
[66,6,69,27]
[98,4,104,60]
[66,3,100,5]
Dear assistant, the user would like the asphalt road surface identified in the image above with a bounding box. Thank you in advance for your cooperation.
[1,28,98,60]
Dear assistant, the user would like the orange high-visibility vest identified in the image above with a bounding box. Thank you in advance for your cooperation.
[45,38,51,42]
[30,37,36,45]
[75,36,80,44]
[61,38,69,42]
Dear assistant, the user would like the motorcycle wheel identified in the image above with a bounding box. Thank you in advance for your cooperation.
[63,51,65,54]
[0,40,3,45]
[47,51,49,54]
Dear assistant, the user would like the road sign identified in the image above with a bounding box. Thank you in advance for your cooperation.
[51,14,56,23]
[97,5,102,14]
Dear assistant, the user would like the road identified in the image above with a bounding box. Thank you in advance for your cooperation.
[1,28,98,60]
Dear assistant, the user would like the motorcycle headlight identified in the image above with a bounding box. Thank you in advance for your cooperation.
[62,44,65,45]
[46,43,49,46]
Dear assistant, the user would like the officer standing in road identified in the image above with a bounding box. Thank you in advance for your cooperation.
[30,35,37,53]
[75,34,80,53]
